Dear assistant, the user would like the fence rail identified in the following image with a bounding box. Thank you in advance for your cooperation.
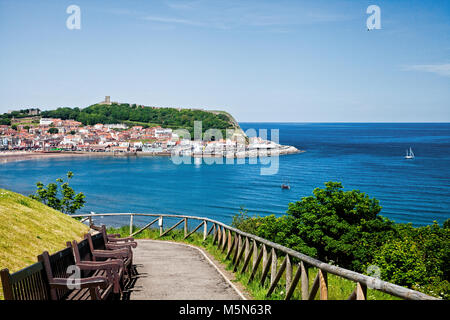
[71,212,439,300]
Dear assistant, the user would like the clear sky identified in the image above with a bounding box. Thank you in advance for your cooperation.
[0,0,449,122]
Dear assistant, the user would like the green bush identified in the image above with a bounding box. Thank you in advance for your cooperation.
[232,182,449,299]
[372,238,428,287]
[372,221,449,298]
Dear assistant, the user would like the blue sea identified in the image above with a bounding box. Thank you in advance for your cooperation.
[0,123,449,227]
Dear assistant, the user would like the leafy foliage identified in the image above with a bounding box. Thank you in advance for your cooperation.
[285,182,396,271]
[40,103,237,136]
[373,221,450,298]
[232,182,449,299]
[29,171,85,215]
[0,109,36,124]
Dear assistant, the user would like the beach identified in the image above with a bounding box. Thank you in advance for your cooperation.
[0,147,302,164]
[0,151,105,164]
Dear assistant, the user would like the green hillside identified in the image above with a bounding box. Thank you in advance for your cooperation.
[40,103,243,137]
[0,188,89,299]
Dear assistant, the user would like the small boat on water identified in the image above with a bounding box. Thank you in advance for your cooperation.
[405,147,415,159]
[281,183,290,190]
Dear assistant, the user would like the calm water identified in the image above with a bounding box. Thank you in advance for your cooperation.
[0,123,449,227]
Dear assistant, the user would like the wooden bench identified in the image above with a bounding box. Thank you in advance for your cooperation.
[99,225,137,248]
[0,261,50,300]
[0,234,122,300]
[66,239,123,298]
[84,232,133,279]
[39,247,113,300]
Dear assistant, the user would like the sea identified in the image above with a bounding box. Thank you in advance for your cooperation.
[0,123,449,228]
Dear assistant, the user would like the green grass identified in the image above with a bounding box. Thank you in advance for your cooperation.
[0,189,89,299]
[109,225,398,300]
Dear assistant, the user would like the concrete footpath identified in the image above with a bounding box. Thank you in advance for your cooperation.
[128,239,245,300]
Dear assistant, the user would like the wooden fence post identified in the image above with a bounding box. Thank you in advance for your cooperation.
[129,214,134,236]
[159,216,163,236]
[217,226,222,247]
[226,230,232,253]
[301,261,309,300]
[203,220,207,240]
[252,240,258,270]
[262,245,268,269]
[240,238,254,273]
[226,234,236,260]
[270,248,277,285]
[221,228,228,251]
[285,255,292,293]
[356,282,367,300]
[248,242,263,284]
[212,224,218,244]
[319,269,328,300]
[285,263,302,300]
[266,256,287,297]
[260,246,272,286]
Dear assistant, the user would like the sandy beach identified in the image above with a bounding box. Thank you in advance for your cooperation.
[0,148,303,164]
[0,151,118,164]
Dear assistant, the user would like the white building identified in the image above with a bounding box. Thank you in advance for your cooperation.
[155,128,172,138]
[40,118,53,126]
[105,124,128,130]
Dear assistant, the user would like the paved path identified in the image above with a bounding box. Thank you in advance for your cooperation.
[128,240,244,300]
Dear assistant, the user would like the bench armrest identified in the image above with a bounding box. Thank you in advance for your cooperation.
[76,260,124,270]
[49,276,108,290]
[92,248,130,260]
[76,261,122,293]
[108,233,121,238]
[107,236,135,243]
[106,242,137,250]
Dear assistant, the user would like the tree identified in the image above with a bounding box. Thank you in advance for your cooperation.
[29,171,86,215]
[48,127,58,134]
[232,182,396,272]
[285,182,396,271]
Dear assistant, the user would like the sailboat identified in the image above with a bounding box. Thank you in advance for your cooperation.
[405,147,415,159]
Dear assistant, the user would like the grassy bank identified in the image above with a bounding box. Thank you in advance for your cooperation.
[0,188,89,299]
[109,225,398,300]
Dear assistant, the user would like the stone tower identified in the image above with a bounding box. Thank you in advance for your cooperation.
[99,96,112,105]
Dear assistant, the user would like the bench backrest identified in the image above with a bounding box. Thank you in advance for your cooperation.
[85,232,106,260]
[92,232,106,250]
[38,246,76,300]
[0,262,49,300]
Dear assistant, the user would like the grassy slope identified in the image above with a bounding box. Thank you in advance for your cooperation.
[0,188,89,299]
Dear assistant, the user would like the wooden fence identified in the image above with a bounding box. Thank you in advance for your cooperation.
[72,212,439,300]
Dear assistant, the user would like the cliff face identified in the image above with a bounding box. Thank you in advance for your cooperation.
[209,110,247,141]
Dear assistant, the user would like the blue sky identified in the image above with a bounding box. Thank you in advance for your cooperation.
[0,0,449,122]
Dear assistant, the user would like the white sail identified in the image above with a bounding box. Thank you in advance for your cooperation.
[405,147,414,159]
